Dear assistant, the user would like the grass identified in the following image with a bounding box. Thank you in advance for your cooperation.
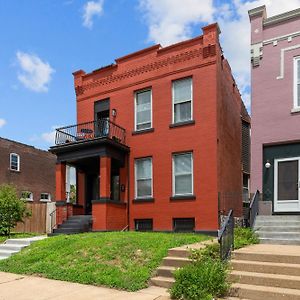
[234,226,259,249]
[0,231,209,291]
[0,232,40,244]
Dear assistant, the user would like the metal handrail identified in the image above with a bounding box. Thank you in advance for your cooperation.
[54,119,126,146]
[218,209,234,261]
[49,208,57,232]
[249,190,260,228]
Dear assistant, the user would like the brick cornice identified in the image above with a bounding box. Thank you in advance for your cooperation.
[75,45,216,97]
[76,60,216,102]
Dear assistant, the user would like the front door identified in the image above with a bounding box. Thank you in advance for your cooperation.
[274,157,300,212]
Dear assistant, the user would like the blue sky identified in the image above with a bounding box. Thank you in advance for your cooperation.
[0,0,299,150]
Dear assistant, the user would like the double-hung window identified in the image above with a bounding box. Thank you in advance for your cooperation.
[294,57,300,109]
[10,153,20,171]
[172,77,192,123]
[135,89,152,131]
[135,157,153,198]
[172,152,193,196]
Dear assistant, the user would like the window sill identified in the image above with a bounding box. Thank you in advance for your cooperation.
[22,199,33,202]
[169,120,195,128]
[133,197,155,203]
[170,195,196,201]
[40,199,51,203]
[132,128,154,135]
[10,169,20,173]
[291,107,300,114]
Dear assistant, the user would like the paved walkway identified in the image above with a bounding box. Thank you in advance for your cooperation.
[0,272,170,300]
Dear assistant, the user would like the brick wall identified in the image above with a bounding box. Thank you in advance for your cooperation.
[0,137,56,202]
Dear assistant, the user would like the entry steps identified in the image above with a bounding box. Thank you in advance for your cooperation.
[254,215,300,245]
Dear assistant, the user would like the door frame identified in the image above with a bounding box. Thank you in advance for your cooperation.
[274,156,300,213]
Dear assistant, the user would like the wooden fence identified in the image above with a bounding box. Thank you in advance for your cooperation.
[13,202,55,234]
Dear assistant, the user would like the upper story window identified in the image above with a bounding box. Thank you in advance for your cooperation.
[10,153,20,171]
[172,152,193,196]
[40,193,51,202]
[294,57,300,109]
[135,89,152,131]
[172,77,192,123]
[135,157,153,198]
[21,191,33,201]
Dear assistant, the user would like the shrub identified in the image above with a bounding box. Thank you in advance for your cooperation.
[234,226,259,249]
[170,257,229,300]
[0,185,31,236]
[171,243,229,300]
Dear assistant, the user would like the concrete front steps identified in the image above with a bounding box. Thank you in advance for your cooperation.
[0,236,47,260]
[254,215,300,245]
[150,239,216,289]
[50,215,92,235]
[229,244,300,299]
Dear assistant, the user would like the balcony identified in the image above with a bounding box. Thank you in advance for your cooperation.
[55,119,126,146]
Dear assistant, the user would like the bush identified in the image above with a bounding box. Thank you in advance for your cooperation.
[170,243,229,300]
[234,227,259,249]
[170,257,229,300]
[0,185,31,236]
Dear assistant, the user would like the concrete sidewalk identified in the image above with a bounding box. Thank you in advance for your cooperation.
[0,272,170,300]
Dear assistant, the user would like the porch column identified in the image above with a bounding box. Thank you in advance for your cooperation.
[99,156,111,199]
[55,162,67,225]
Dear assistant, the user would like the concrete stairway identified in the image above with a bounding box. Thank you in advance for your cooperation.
[254,215,300,245]
[229,244,300,299]
[150,240,216,289]
[51,215,92,235]
[0,236,47,260]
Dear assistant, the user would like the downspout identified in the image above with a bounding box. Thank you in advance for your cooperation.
[127,153,130,230]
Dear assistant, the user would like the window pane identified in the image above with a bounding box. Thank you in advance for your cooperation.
[175,174,192,195]
[136,90,151,129]
[136,158,152,179]
[174,102,191,123]
[174,153,192,175]
[298,83,300,107]
[173,78,192,104]
[137,179,152,197]
[137,123,151,131]
[298,60,300,83]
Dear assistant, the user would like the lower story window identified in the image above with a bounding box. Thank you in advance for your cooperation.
[21,191,33,201]
[173,218,195,232]
[135,219,153,231]
[40,193,51,202]
[135,157,153,198]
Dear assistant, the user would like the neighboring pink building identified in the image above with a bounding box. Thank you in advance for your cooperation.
[249,6,300,214]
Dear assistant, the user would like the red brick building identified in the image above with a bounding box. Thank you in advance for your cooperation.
[50,23,249,235]
[0,137,56,202]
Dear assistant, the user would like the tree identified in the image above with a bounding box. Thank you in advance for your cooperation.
[0,185,31,236]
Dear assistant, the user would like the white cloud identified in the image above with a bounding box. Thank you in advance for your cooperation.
[82,0,104,29]
[139,0,214,45]
[139,0,300,112]
[0,118,6,128]
[41,125,61,144]
[16,51,55,93]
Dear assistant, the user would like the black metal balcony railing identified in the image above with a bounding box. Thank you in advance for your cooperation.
[55,119,126,146]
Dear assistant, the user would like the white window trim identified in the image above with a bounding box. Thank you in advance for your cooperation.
[10,153,20,171]
[172,152,194,196]
[134,89,153,131]
[134,157,153,199]
[21,191,33,202]
[40,193,51,202]
[172,77,193,124]
[293,56,300,109]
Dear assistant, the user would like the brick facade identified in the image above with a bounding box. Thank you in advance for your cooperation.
[52,23,249,234]
[0,137,56,202]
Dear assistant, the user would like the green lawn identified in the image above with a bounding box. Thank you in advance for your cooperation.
[0,233,40,244]
[0,231,210,291]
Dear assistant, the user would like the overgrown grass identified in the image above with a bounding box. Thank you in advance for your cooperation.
[0,232,39,244]
[170,243,229,300]
[234,227,259,249]
[0,231,208,291]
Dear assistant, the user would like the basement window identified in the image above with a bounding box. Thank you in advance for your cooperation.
[135,219,153,231]
[173,218,195,232]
